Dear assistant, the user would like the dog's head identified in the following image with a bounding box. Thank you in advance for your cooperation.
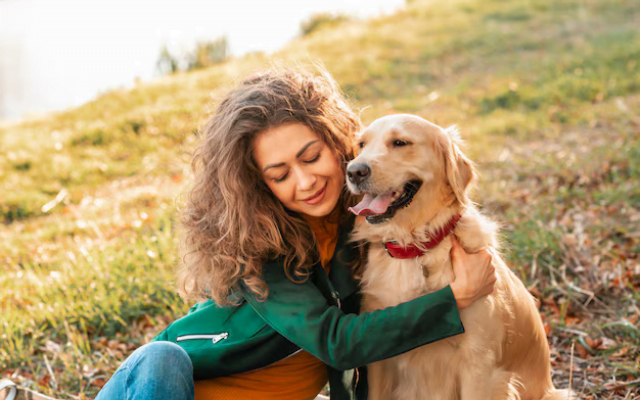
[346,114,474,225]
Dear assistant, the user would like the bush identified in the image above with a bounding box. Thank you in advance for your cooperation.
[300,12,351,37]
[156,36,229,75]
[188,37,229,70]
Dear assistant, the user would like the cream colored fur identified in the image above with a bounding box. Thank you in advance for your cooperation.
[347,115,571,400]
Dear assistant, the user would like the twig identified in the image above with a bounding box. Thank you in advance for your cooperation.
[530,252,538,281]
[552,279,613,312]
[566,282,594,299]
[548,262,560,288]
[556,326,588,336]
[603,379,640,391]
[568,341,574,400]
[43,354,57,390]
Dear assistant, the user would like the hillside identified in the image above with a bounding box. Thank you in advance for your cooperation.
[1,0,638,398]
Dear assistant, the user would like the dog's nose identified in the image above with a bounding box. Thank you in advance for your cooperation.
[347,163,371,185]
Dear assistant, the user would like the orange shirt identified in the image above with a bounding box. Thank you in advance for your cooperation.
[302,213,340,273]
[194,216,339,400]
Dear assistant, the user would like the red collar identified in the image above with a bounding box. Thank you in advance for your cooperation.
[384,214,462,259]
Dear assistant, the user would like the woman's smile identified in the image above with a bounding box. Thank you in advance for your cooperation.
[302,182,328,205]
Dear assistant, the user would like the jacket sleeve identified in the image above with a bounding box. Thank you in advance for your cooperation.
[241,262,464,371]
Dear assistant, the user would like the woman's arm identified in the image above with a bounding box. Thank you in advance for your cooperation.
[242,267,459,371]
[242,240,495,371]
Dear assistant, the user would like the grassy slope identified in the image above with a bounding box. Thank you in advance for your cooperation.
[1,0,638,398]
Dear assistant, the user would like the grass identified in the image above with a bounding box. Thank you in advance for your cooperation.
[1,0,638,398]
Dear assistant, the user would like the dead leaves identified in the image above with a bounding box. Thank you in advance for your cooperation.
[479,110,640,397]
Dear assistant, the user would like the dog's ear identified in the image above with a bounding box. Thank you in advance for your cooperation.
[442,126,474,205]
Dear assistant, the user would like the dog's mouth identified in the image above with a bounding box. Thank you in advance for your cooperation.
[348,180,422,224]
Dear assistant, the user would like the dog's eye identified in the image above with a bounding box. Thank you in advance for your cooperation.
[392,140,410,147]
[358,141,365,149]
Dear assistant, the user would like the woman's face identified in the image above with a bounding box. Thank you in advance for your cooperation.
[253,123,344,217]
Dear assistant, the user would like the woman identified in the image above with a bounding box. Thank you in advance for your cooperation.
[95,65,495,400]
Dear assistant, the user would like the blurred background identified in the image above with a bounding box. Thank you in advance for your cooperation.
[0,0,403,122]
[1,0,638,399]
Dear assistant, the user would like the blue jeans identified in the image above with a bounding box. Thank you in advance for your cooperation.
[95,341,194,400]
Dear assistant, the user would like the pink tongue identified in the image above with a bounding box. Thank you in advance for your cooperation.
[348,192,394,216]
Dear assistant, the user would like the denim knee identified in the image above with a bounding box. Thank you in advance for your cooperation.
[96,341,194,400]
[129,341,193,381]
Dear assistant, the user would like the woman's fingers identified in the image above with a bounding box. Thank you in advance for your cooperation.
[450,235,460,248]
[449,235,461,261]
[449,235,500,308]
[470,247,496,296]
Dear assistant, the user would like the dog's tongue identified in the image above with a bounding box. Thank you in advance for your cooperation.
[348,192,394,216]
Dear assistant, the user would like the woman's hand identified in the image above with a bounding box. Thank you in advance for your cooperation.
[448,236,496,310]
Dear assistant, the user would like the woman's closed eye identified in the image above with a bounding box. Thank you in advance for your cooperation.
[305,153,321,163]
[273,173,288,183]
[271,154,321,183]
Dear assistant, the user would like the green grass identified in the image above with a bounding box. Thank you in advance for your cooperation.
[1,0,639,397]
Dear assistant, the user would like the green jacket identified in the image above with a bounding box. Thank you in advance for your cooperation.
[153,215,464,399]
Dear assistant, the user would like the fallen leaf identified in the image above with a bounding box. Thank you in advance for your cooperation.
[576,343,590,359]
[92,378,107,388]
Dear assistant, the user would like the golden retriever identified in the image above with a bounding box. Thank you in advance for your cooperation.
[346,114,570,400]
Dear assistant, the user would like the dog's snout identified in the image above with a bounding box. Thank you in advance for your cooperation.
[347,163,371,185]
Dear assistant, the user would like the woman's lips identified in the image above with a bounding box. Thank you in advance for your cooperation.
[303,183,328,205]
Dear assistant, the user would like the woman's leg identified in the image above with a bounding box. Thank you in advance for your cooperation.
[95,341,194,400]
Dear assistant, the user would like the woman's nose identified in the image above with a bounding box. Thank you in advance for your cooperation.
[294,166,317,191]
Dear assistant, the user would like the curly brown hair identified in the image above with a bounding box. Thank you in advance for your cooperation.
[178,65,363,305]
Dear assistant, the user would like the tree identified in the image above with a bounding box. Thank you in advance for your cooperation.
[156,45,179,75]
[156,36,230,76]
[188,37,229,70]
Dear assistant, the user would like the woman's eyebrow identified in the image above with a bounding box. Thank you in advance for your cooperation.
[263,162,285,172]
[295,139,319,157]
[263,140,319,172]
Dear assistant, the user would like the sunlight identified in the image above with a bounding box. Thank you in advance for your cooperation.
[0,0,404,121]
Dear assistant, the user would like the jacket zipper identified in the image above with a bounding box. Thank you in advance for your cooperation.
[317,264,341,309]
[176,332,229,344]
[331,290,341,309]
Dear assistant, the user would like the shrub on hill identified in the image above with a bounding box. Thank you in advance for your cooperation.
[156,36,229,75]
[300,12,351,37]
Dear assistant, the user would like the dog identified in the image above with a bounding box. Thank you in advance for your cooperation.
[346,114,570,400]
